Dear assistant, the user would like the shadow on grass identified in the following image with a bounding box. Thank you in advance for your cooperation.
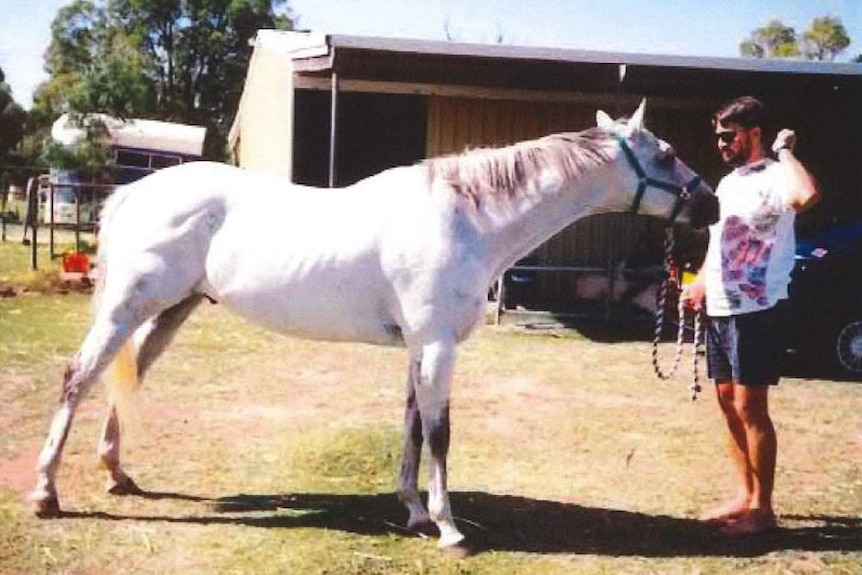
[60,490,862,558]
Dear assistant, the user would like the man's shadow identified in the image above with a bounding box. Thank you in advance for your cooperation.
[63,489,862,557]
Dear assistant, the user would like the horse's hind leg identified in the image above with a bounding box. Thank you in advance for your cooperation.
[98,295,204,495]
[30,317,140,516]
[397,357,433,532]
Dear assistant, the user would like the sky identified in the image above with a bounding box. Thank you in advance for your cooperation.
[1,0,860,110]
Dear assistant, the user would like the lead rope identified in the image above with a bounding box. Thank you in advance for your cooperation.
[651,226,703,401]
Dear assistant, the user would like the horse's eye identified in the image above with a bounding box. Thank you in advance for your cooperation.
[658,149,676,167]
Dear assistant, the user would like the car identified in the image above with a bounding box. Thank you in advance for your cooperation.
[788,220,862,379]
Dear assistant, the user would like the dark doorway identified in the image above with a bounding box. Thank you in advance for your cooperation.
[292,90,428,187]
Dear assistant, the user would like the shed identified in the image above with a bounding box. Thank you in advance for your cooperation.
[229,30,862,316]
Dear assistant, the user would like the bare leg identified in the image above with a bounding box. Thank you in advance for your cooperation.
[415,337,464,549]
[701,381,752,521]
[703,382,777,533]
[397,358,431,531]
[732,385,776,524]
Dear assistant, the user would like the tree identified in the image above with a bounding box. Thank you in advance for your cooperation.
[33,0,293,160]
[0,66,27,163]
[40,116,114,181]
[801,16,851,61]
[739,19,799,58]
[740,16,852,61]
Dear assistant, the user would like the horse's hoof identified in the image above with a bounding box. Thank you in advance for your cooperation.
[30,494,61,518]
[107,475,143,496]
[406,515,436,537]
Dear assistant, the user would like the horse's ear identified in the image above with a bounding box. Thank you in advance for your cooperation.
[627,99,647,132]
[596,110,615,130]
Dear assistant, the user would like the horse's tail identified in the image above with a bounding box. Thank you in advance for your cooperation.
[93,183,141,426]
[98,180,142,396]
[104,334,140,428]
[92,260,140,426]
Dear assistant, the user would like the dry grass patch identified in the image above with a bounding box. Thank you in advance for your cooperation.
[1,294,860,574]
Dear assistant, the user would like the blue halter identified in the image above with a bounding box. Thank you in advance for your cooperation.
[616,136,702,223]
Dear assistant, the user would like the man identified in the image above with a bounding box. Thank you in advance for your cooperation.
[681,96,819,535]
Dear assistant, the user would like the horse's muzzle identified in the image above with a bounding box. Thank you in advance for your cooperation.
[687,184,719,230]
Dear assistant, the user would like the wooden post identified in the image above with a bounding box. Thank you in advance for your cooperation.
[74,184,81,254]
[494,276,505,325]
[328,70,339,188]
[30,223,38,270]
[48,182,56,259]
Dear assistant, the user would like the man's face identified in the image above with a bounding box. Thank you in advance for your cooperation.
[715,121,756,167]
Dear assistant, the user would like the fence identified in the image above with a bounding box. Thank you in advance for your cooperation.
[492,261,668,326]
[1,173,116,270]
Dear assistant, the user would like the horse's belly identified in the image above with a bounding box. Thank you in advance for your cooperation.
[205,267,402,346]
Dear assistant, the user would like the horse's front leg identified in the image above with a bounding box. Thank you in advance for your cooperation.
[415,337,465,550]
[397,357,432,532]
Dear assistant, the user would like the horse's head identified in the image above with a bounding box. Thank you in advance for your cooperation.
[597,100,719,229]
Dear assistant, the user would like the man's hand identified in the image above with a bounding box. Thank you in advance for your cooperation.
[772,129,796,154]
[680,280,706,312]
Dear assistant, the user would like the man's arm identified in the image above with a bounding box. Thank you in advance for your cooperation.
[772,129,820,212]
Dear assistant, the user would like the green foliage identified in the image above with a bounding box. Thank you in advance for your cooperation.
[739,19,799,58]
[31,0,294,161]
[70,50,155,119]
[0,66,27,162]
[44,0,105,76]
[802,16,851,61]
[740,15,851,61]
[39,115,114,180]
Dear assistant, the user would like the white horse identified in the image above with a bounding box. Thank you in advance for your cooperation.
[29,101,717,551]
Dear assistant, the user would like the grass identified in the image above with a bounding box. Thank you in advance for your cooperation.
[0,233,95,297]
[1,241,861,574]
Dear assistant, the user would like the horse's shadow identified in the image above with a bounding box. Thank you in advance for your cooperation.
[63,490,862,557]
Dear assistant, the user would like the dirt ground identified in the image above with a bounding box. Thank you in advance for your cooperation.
[1,299,861,573]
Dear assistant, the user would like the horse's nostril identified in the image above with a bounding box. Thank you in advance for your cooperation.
[687,191,720,229]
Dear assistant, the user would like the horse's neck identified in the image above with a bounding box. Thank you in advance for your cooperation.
[479,171,621,277]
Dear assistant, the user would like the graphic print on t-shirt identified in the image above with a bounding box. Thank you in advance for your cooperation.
[720,196,781,310]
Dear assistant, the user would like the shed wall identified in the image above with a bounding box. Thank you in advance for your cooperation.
[234,43,294,176]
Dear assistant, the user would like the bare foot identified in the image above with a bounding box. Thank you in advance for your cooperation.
[699,499,750,523]
[720,509,777,535]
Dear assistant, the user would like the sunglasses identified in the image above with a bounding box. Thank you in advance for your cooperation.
[716,130,746,144]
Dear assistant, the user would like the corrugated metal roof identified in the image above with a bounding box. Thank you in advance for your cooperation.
[249,31,860,103]
[297,31,862,78]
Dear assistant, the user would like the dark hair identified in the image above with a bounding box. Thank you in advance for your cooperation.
[712,96,765,129]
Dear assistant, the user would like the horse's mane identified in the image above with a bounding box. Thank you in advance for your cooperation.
[427,127,614,205]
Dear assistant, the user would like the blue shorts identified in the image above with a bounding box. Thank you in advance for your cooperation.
[706,301,789,386]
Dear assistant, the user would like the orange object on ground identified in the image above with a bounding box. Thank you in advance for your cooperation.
[63,251,90,274]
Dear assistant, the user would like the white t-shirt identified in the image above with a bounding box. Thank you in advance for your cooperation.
[703,158,796,316]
